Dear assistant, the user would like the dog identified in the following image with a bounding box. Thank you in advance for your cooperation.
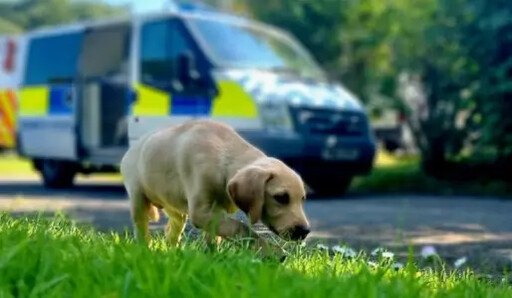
[120,120,310,254]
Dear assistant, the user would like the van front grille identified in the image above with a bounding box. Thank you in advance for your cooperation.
[291,108,367,136]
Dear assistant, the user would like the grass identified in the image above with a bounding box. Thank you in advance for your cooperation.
[0,153,34,176]
[0,153,121,181]
[351,152,511,197]
[0,214,511,297]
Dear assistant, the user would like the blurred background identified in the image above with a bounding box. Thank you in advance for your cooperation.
[0,0,511,272]
[1,0,511,195]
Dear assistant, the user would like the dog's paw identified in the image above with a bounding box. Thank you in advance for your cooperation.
[258,241,287,259]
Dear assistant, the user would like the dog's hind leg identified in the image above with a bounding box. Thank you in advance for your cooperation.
[127,185,151,244]
[163,208,187,246]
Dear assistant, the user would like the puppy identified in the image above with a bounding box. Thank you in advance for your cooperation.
[120,120,310,253]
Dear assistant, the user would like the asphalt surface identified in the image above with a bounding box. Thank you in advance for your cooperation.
[1,176,511,272]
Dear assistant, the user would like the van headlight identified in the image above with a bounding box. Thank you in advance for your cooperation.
[258,102,294,132]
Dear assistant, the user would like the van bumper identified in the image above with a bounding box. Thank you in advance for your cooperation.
[238,130,376,176]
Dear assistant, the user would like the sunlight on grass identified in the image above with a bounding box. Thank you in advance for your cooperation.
[0,153,121,180]
[0,154,34,176]
[374,150,420,167]
[352,151,510,196]
[374,150,403,166]
[0,214,510,297]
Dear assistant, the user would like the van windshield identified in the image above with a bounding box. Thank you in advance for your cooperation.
[187,18,324,79]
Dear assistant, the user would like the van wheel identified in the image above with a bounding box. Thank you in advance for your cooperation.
[307,176,353,198]
[40,159,77,189]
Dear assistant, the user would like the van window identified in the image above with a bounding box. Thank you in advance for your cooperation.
[24,32,83,85]
[140,19,196,88]
[188,18,324,79]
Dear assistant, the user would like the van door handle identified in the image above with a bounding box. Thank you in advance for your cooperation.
[65,89,73,107]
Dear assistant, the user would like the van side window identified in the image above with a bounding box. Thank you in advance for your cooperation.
[25,32,83,85]
[140,19,195,89]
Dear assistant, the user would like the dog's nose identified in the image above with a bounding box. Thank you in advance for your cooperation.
[291,225,310,241]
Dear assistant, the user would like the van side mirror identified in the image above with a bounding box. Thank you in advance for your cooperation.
[177,51,200,85]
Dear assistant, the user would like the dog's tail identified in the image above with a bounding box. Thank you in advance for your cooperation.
[148,204,160,222]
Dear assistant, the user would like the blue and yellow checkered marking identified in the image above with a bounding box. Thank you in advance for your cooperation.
[19,85,74,116]
[18,80,260,120]
[131,81,258,118]
[171,95,212,115]
[49,86,73,115]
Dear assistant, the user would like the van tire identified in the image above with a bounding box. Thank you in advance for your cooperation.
[307,176,353,198]
[40,159,77,189]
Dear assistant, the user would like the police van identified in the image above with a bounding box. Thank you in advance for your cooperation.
[9,6,376,196]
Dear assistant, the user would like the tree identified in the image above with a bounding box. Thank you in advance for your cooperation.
[0,18,23,34]
[243,0,434,104]
[395,0,512,178]
[0,0,127,34]
[462,0,512,174]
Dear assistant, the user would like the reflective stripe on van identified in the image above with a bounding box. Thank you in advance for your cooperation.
[18,86,49,116]
[130,80,258,119]
[212,81,257,118]
[0,89,17,148]
[131,84,170,116]
[18,85,74,116]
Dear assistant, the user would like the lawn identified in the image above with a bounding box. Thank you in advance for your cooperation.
[350,152,511,197]
[0,153,121,181]
[0,214,510,297]
[0,153,34,176]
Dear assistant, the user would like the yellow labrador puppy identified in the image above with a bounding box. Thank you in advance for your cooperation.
[120,120,310,253]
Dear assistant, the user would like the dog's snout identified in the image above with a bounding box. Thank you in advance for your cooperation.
[291,225,310,241]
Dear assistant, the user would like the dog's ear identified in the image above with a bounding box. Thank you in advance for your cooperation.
[227,166,272,224]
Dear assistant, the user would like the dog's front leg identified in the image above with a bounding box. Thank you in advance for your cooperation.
[189,202,281,256]
[163,208,187,246]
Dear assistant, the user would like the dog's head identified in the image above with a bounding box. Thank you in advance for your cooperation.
[227,158,310,241]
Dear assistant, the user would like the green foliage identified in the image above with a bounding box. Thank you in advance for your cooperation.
[463,0,512,164]
[243,0,434,103]
[1,214,511,297]
[0,0,127,33]
[0,18,22,34]
[400,0,512,173]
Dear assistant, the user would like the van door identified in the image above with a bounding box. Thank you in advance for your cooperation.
[129,17,216,142]
[76,24,131,164]
[18,31,83,160]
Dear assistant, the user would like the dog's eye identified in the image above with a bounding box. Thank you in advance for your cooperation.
[274,193,290,205]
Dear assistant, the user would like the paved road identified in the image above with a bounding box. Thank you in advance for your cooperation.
[1,176,511,271]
